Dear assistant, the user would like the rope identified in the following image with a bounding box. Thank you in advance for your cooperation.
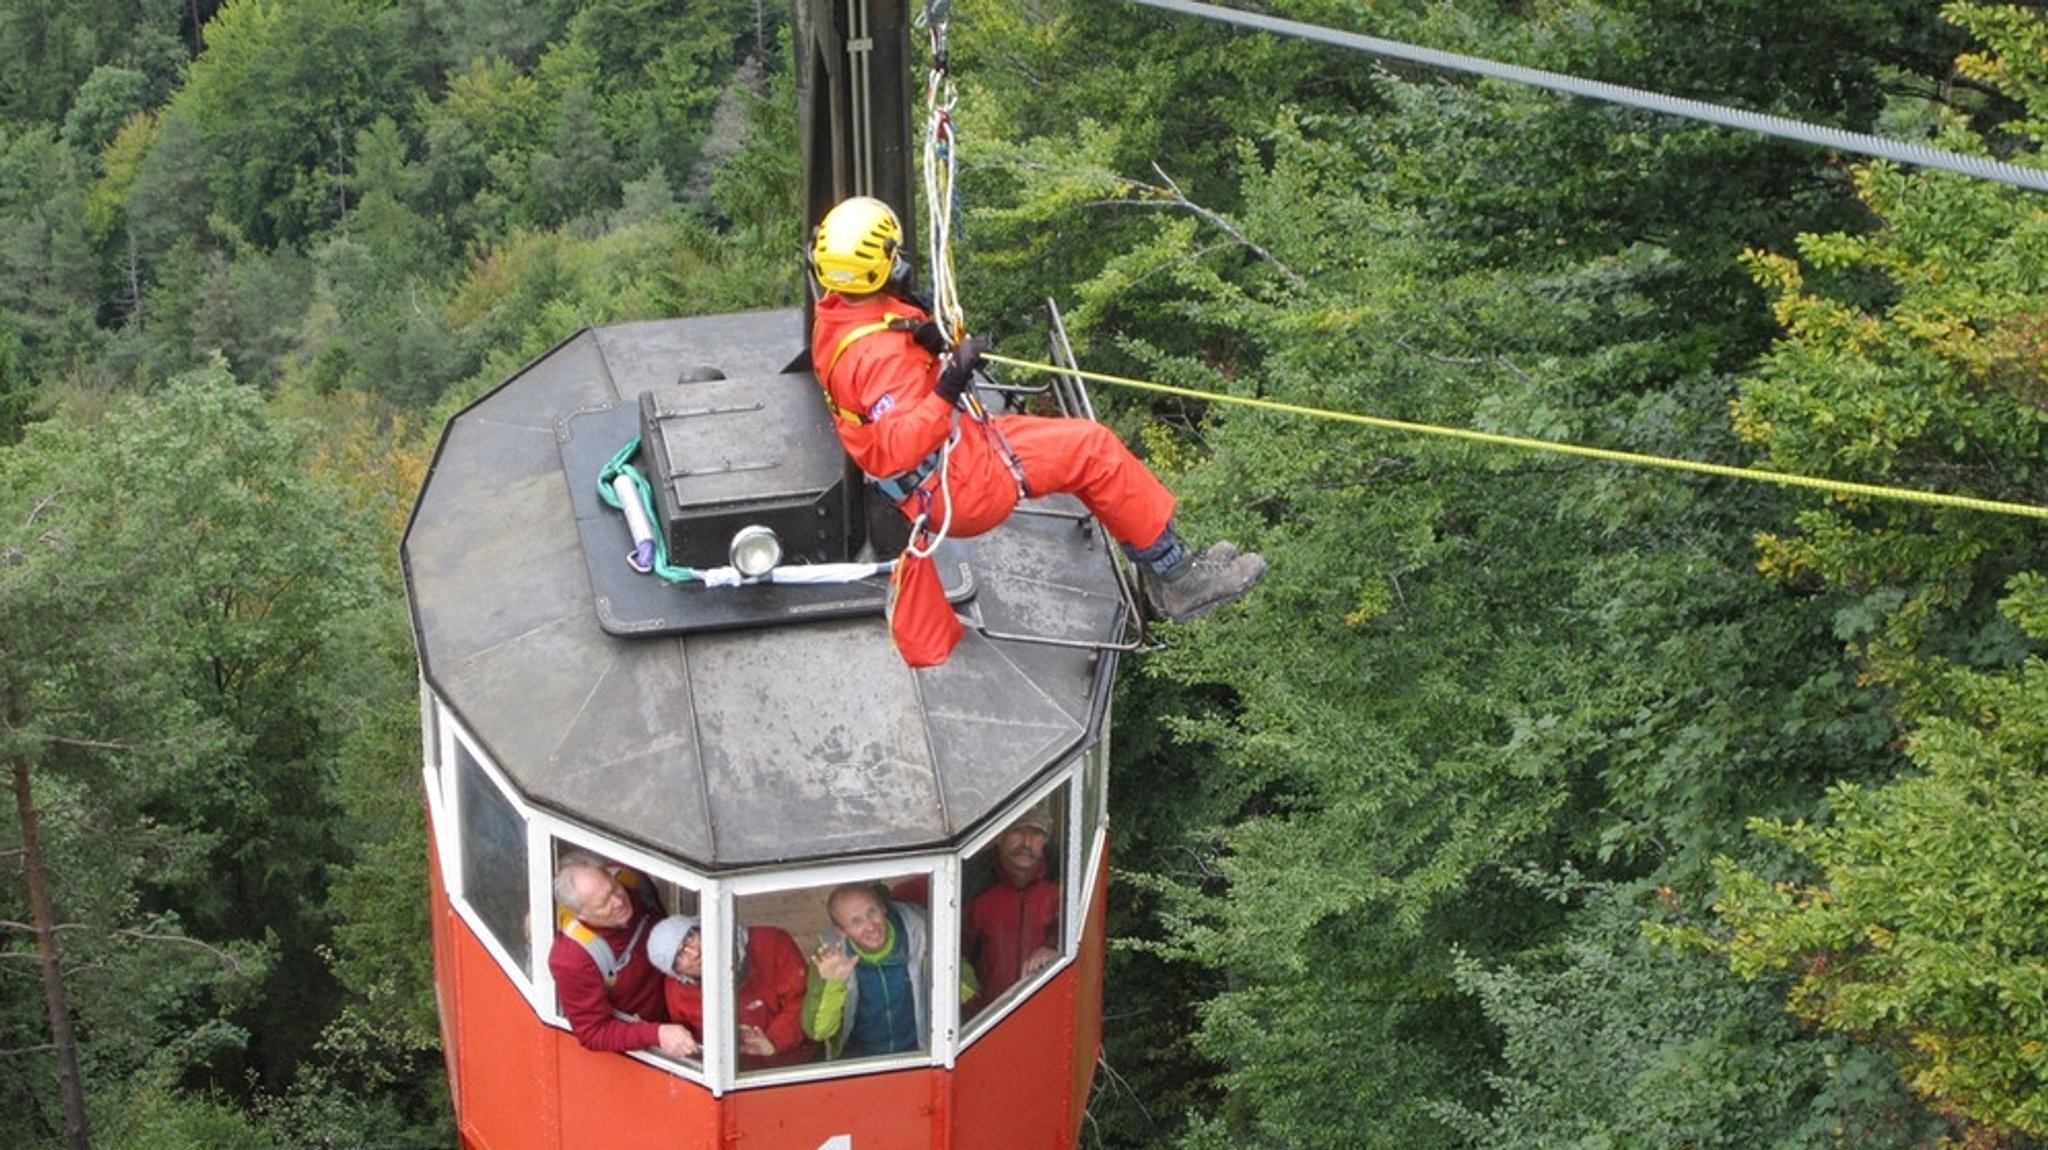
[1126,0,2048,196]
[917,1,967,341]
[980,352,2048,521]
[597,437,702,583]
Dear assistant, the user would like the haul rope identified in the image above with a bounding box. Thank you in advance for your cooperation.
[981,352,2048,521]
[1127,0,2048,195]
[917,0,967,343]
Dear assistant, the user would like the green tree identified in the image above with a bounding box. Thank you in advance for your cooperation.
[0,0,196,127]
[1441,878,1943,1148]
[173,0,410,247]
[0,377,285,1147]
[1709,591,2048,1138]
[59,66,149,159]
[1687,3,2048,1141]
[948,2,1981,1144]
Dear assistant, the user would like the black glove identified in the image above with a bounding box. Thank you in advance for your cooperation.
[935,333,989,405]
[910,320,948,355]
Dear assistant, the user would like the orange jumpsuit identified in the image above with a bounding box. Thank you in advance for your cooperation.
[811,292,1177,548]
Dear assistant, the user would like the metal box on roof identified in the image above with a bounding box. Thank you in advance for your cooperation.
[638,376,859,568]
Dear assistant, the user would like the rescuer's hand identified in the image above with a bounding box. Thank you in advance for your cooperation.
[657,1023,700,1059]
[910,320,948,355]
[934,333,989,406]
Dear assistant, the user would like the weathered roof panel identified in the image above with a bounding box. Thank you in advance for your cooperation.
[402,311,1127,870]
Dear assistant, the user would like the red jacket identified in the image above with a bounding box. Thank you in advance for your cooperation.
[663,925,817,1069]
[811,292,1021,537]
[964,868,1061,1005]
[548,900,669,1053]
[811,292,1179,549]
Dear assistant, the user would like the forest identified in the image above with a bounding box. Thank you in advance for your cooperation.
[3,0,2047,1146]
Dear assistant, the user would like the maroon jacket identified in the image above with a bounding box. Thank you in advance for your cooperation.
[548,897,669,1053]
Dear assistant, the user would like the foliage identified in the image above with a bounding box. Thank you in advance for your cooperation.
[1706,582,2048,1139]
[955,2,2011,1146]
[174,0,412,248]
[1441,877,1945,1148]
[1690,5,2048,1141]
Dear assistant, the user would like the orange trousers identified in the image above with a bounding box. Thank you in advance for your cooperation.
[898,414,1176,549]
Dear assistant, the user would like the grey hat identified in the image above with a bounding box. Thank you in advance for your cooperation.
[1013,801,1055,836]
[646,914,698,981]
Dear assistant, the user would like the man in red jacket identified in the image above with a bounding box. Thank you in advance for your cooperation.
[647,915,817,1069]
[963,805,1062,1014]
[547,852,697,1059]
[809,195,1265,623]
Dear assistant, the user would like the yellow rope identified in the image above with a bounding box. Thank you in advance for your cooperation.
[981,351,2048,522]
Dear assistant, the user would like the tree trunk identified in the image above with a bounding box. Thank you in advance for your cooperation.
[12,759,91,1150]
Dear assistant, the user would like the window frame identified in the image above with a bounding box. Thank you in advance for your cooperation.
[421,688,1105,1092]
[958,771,1082,1044]
[534,818,714,1090]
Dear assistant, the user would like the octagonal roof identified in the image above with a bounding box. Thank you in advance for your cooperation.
[401,311,1129,869]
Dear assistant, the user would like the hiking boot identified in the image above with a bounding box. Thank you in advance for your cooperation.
[1145,543,1266,622]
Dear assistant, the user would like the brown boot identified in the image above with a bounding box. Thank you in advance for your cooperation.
[1145,543,1266,622]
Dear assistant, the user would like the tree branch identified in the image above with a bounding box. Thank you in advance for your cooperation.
[1146,163,1308,291]
[0,922,249,972]
[113,929,250,973]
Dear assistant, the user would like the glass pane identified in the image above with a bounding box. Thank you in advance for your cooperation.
[961,789,1068,1022]
[455,739,529,974]
[548,842,699,1066]
[1084,737,1108,864]
[786,874,944,1063]
[729,889,829,1075]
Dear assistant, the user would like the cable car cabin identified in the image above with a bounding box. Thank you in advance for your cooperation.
[401,309,1132,1150]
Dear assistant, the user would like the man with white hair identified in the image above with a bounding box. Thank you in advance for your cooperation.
[547,851,697,1058]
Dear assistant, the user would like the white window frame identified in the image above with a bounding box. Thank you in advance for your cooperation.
[434,707,539,985]
[531,813,714,1091]
[719,852,960,1085]
[424,686,1110,1094]
[958,770,1084,1044]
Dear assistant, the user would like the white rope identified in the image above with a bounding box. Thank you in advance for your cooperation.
[919,19,966,338]
[903,425,960,559]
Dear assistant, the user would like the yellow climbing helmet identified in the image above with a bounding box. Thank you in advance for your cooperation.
[812,196,904,294]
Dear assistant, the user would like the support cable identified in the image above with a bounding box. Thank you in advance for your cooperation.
[1126,0,2048,195]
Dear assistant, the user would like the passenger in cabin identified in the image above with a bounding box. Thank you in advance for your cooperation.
[646,915,818,1069]
[962,804,1062,1014]
[801,883,977,1058]
[808,195,1267,623]
[547,852,698,1059]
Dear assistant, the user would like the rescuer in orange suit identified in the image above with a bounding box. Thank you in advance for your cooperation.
[548,852,698,1059]
[809,196,1267,623]
[962,804,1061,1014]
[647,915,817,1069]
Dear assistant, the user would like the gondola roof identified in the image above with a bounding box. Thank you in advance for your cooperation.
[401,310,1127,870]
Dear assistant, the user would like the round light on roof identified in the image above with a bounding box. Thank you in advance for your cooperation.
[729,525,783,578]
